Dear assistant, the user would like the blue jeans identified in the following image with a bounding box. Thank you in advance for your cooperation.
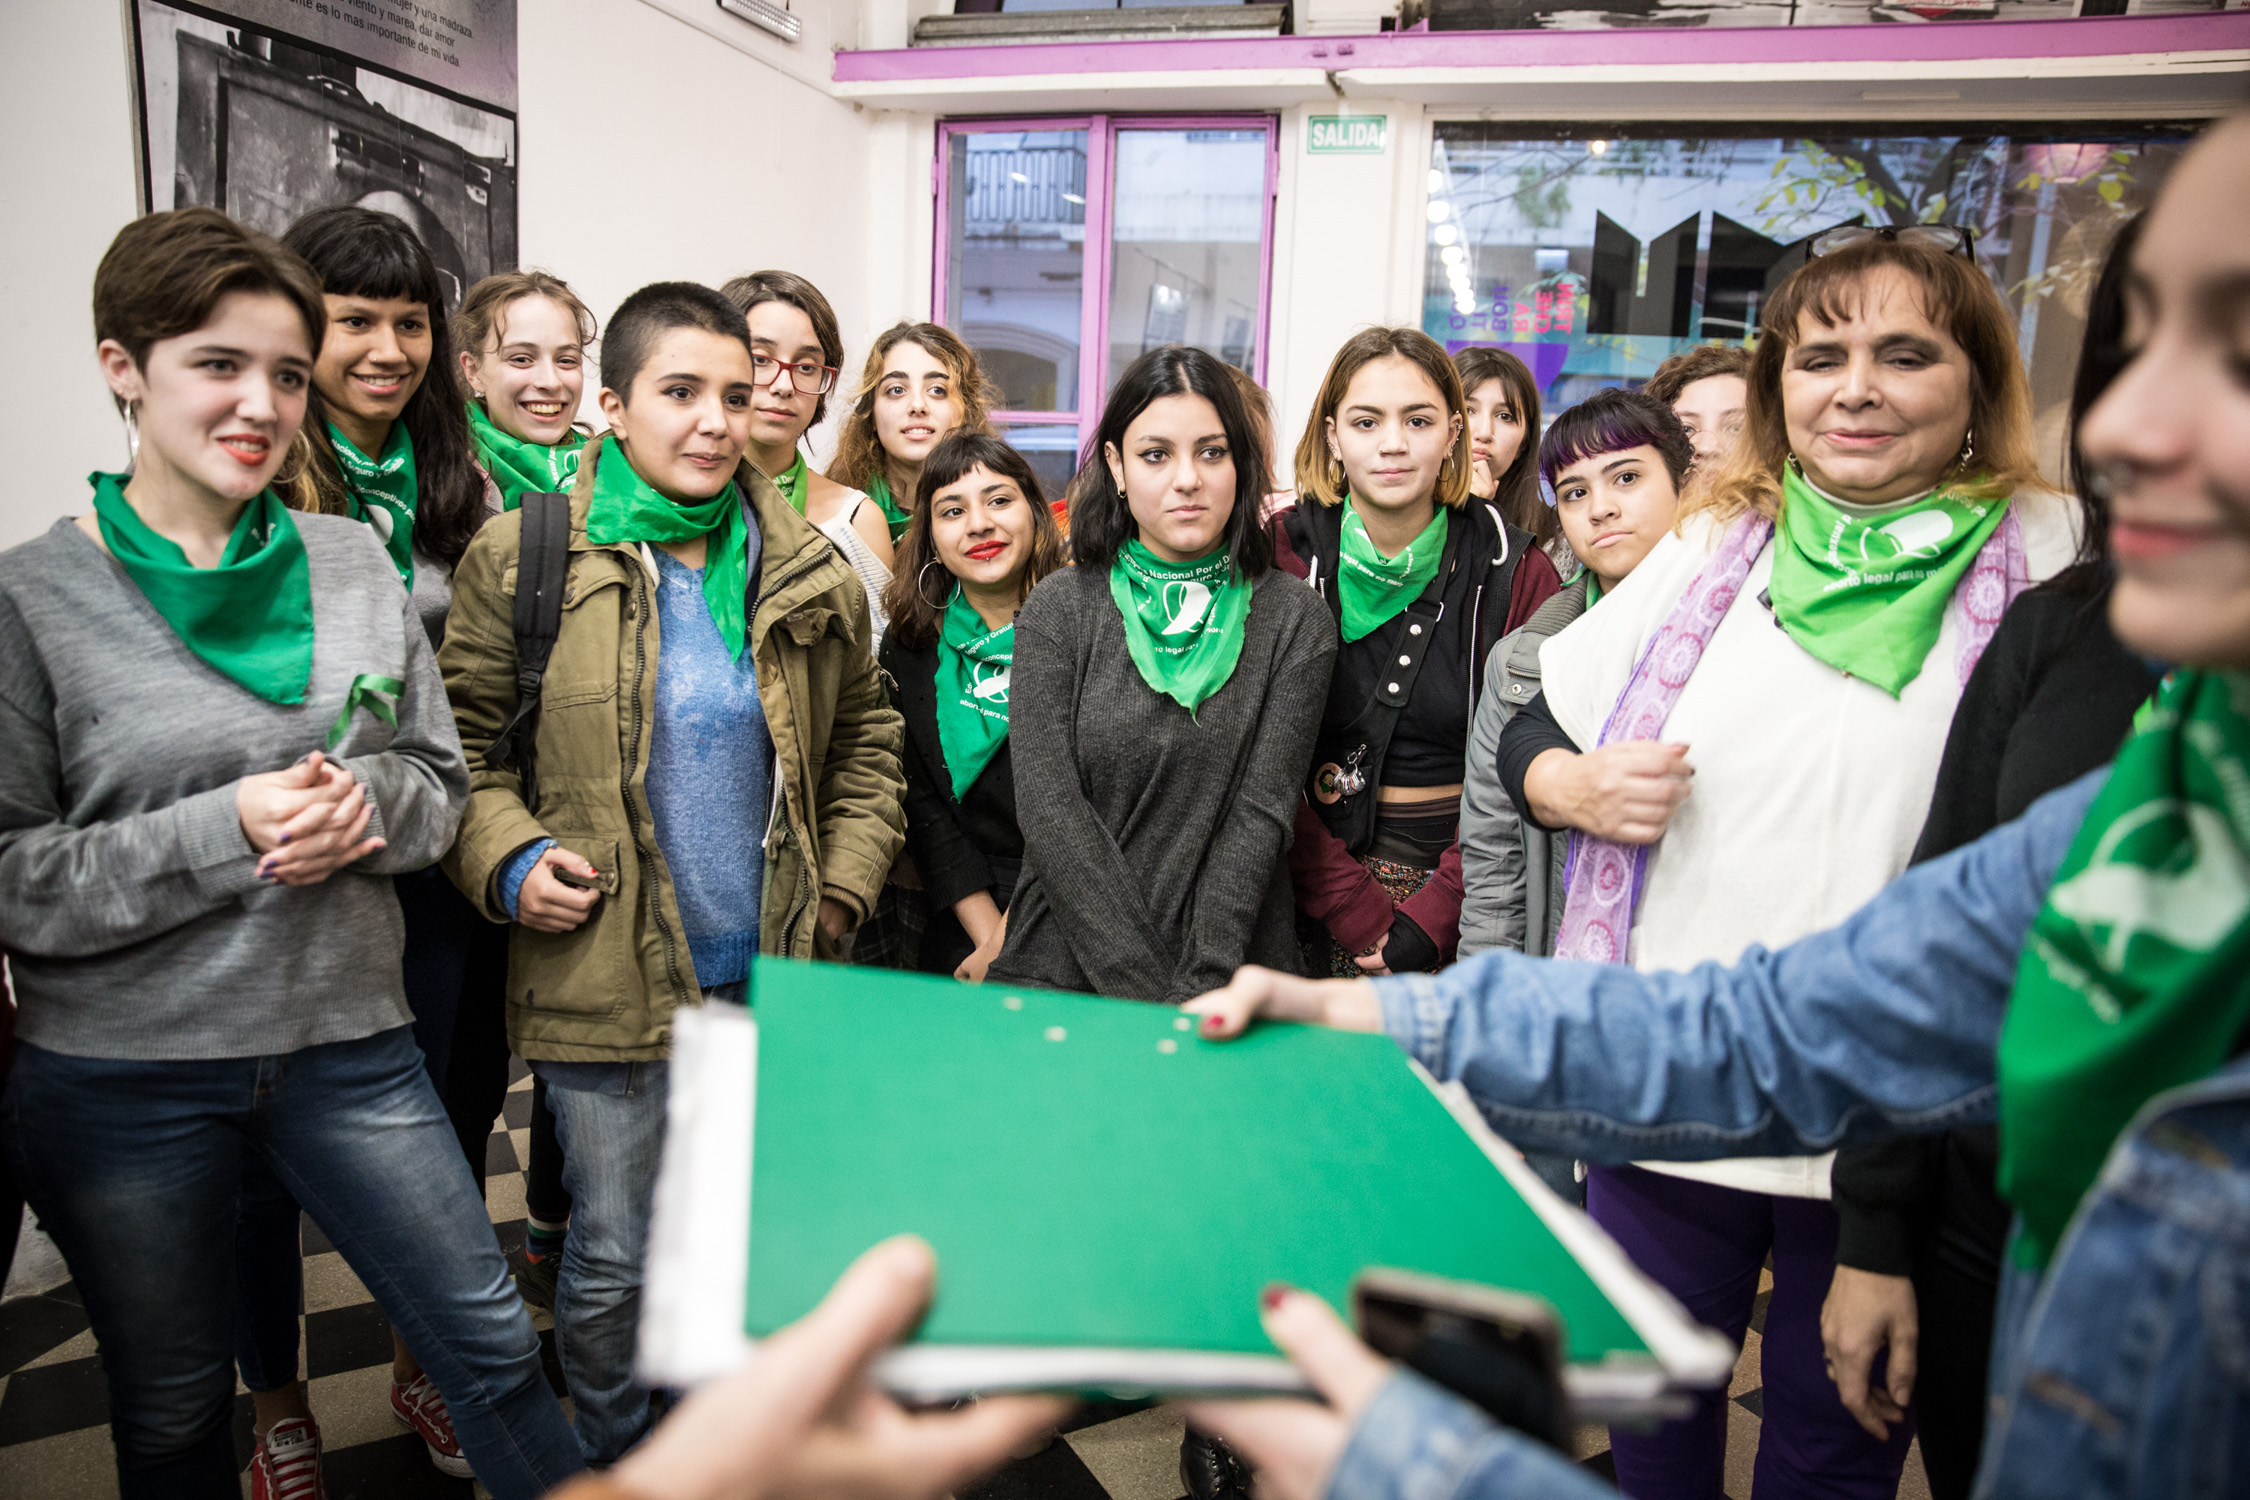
[1,1028,583,1500]
[534,1055,670,1464]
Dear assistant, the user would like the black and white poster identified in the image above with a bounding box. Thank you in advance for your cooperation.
[132,0,518,307]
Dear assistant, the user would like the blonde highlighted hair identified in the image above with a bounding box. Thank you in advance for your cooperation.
[1690,237,2040,527]
[827,322,999,491]
[1292,327,1475,510]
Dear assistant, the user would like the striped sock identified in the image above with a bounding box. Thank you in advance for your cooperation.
[526,1216,567,1262]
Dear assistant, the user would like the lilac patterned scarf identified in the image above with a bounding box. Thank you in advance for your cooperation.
[1552,505,2027,964]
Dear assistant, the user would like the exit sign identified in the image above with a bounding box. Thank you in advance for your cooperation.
[1307,115,1388,155]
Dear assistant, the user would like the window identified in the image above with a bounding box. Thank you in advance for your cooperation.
[941,115,1277,495]
[1423,125,2195,482]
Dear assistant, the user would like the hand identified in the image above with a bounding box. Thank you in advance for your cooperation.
[1351,935,1391,976]
[1821,1266,1918,1440]
[1468,457,1499,501]
[1183,966,1383,1042]
[955,908,1008,984]
[607,1236,1070,1500]
[518,846,601,934]
[1523,742,1694,844]
[237,753,384,886]
[1172,1287,1396,1500]
[819,897,856,942]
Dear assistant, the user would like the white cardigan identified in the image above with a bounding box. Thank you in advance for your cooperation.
[1539,491,2081,1199]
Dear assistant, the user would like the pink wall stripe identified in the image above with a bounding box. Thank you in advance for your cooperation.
[837,13,2249,84]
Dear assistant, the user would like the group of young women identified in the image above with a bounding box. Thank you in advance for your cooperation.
[2,106,2238,1500]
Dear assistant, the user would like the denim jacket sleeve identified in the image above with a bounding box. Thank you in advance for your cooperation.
[1374,770,2103,1165]
[1327,1370,1616,1500]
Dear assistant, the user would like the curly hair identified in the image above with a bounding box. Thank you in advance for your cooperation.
[827,322,998,492]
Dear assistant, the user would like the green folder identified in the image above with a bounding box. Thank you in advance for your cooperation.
[722,958,1732,1413]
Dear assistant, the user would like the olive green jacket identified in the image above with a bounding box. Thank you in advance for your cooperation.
[440,436,905,1061]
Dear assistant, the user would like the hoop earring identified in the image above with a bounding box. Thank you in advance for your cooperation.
[916,560,954,612]
[122,400,141,469]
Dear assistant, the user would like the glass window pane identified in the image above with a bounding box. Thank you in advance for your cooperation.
[1423,128,2193,485]
[947,129,1088,414]
[995,423,1084,504]
[1106,127,1268,393]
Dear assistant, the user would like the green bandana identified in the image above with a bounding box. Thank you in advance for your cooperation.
[466,400,583,513]
[584,441,752,661]
[327,422,418,587]
[89,471,313,704]
[934,589,1014,800]
[1336,503,1448,643]
[1768,467,2007,697]
[774,453,809,515]
[865,472,913,543]
[1996,669,2250,1268]
[1584,572,1602,608]
[1108,538,1250,714]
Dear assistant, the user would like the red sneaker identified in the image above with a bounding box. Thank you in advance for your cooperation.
[390,1372,474,1479]
[250,1415,327,1500]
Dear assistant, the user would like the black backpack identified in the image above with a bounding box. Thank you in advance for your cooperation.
[482,491,572,810]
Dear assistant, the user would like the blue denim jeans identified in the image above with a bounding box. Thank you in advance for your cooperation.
[1,1028,583,1500]
[533,1055,670,1465]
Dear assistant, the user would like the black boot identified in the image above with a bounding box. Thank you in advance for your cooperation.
[1180,1427,1252,1500]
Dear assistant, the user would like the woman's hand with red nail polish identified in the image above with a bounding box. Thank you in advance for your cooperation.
[1182,968,1385,1041]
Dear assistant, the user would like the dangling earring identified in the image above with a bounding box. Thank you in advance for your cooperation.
[1784,451,1804,477]
[122,399,141,470]
[916,560,953,612]
[1955,428,1977,474]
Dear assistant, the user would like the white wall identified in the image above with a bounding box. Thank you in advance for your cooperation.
[0,0,891,549]
[0,3,144,549]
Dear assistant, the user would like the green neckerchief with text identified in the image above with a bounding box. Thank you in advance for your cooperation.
[1108,538,1250,715]
[1996,669,2250,1267]
[466,400,584,512]
[933,588,1014,800]
[584,441,751,661]
[864,472,913,543]
[327,421,418,587]
[89,470,313,703]
[1767,466,2007,697]
[1336,501,1448,643]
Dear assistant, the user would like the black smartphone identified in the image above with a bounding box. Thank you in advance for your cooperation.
[1351,1269,1570,1450]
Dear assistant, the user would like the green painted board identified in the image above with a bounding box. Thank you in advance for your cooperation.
[744,959,1649,1367]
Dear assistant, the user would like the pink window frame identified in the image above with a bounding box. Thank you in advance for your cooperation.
[935,112,1280,459]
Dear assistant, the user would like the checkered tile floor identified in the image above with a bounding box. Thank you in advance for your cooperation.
[0,1060,1920,1500]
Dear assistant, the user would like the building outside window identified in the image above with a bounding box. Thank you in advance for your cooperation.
[1423,124,2194,481]
[942,115,1278,493]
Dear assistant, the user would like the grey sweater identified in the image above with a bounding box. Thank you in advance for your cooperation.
[0,515,468,1060]
[990,563,1336,1004]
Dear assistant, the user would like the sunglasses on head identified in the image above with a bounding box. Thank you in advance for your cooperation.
[1810,223,1978,260]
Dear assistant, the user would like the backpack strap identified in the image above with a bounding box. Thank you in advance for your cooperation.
[485,492,572,803]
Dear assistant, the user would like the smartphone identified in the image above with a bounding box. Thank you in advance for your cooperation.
[1351,1269,1570,1450]
[551,865,604,895]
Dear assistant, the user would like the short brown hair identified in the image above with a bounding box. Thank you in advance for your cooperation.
[1293,328,1474,509]
[881,430,1067,651]
[718,269,845,428]
[1453,345,1558,553]
[827,322,998,491]
[93,207,324,399]
[1643,342,1751,406]
[454,269,598,361]
[1691,239,2040,527]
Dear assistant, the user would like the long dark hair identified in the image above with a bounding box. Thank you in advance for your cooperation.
[1453,345,1557,553]
[1068,345,1275,576]
[883,431,1067,651]
[2050,213,2144,603]
[281,206,487,570]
